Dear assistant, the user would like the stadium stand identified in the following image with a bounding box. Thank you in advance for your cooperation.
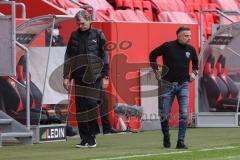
[148,0,196,23]
[212,0,239,11]
[48,0,79,10]
[212,0,240,23]
[36,0,240,29]
[79,0,114,10]
[115,0,146,22]
[201,53,240,112]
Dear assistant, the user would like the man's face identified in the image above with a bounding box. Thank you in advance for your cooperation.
[76,17,91,31]
[177,30,191,45]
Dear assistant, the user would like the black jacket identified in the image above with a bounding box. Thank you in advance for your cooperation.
[63,27,109,83]
[149,40,199,83]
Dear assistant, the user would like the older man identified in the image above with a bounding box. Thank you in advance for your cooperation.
[63,10,109,148]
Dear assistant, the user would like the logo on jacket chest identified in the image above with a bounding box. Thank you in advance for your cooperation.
[185,51,190,58]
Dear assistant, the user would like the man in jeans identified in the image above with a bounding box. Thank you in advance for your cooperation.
[149,26,199,149]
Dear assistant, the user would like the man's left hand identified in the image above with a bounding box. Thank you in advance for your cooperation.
[190,72,197,82]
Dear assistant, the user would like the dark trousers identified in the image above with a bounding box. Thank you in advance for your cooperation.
[75,79,101,141]
[98,90,111,131]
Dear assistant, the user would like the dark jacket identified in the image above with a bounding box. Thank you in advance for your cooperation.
[149,40,199,83]
[63,27,109,83]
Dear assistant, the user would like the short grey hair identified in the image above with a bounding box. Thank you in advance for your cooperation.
[75,10,91,21]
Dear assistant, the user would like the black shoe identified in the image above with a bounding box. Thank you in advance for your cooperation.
[103,128,118,135]
[163,134,171,148]
[88,136,97,148]
[176,140,188,149]
[75,139,88,148]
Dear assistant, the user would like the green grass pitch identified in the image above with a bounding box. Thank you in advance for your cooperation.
[1,128,240,160]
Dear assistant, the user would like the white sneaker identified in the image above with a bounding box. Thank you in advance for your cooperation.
[88,136,97,148]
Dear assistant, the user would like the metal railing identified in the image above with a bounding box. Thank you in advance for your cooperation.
[220,10,240,24]
[16,2,26,18]
[200,9,234,50]
[16,42,30,130]
[0,1,26,18]
[0,0,30,129]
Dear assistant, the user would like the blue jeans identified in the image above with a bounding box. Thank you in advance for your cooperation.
[158,81,189,141]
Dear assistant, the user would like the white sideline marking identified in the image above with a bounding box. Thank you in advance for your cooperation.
[224,155,240,159]
[196,155,240,160]
[92,151,192,160]
[199,146,238,152]
[91,146,240,160]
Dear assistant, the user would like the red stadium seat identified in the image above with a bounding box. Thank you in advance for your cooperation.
[186,3,194,12]
[142,1,153,21]
[201,0,209,4]
[115,9,142,21]
[183,0,195,4]
[96,10,112,21]
[149,0,188,12]
[208,3,219,24]
[192,3,200,12]
[65,8,83,15]
[133,0,143,11]
[122,0,134,9]
[158,11,196,23]
[211,0,240,24]
[106,9,124,21]
[48,0,79,10]
[134,10,149,22]
[201,3,214,36]
[115,0,124,8]
[48,0,118,22]
[175,0,189,12]
[115,0,145,22]
[236,0,240,8]
[79,0,114,11]
[211,0,239,10]
[96,9,124,21]
[133,0,149,22]
[148,0,195,22]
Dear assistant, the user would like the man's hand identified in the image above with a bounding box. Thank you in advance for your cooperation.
[189,70,198,82]
[63,78,70,90]
[102,77,109,89]
[189,73,195,82]
[154,70,162,81]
